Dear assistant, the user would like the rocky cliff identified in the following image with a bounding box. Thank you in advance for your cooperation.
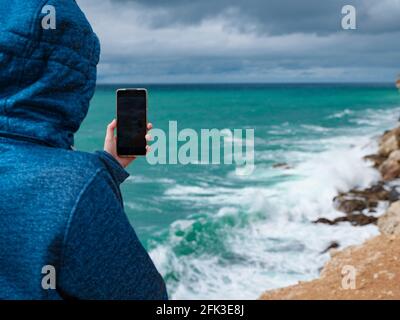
[260,126,400,300]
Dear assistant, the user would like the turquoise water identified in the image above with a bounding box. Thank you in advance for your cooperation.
[75,84,400,299]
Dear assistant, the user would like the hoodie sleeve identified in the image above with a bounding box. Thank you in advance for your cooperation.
[57,167,168,300]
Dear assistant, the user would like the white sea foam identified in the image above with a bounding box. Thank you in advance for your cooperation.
[301,124,331,132]
[327,109,353,119]
[350,107,400,127]
[127,175,175,184]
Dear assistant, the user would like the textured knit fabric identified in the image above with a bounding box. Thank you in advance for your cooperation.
[0,0,167,300]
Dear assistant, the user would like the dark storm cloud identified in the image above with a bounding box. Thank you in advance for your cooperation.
[77,0,400,83]
[112,0,400,35]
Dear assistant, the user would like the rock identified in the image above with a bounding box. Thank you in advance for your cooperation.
[313,217,336,225]
[378,201,400,235]
[379,127,400,157]
[379,150,400,181]
[272,162,291,169]
[333,183,390,214]
[346,213,378,226]
[388,187,400,202]
[364,154,387,168]
[348,183,389,202]
[380,137,398,157]
[320,241,340,254]
[333,196,367,213]
[329,248,340,257]
[313,213,377,226]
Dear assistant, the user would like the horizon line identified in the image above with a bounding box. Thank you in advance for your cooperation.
[96,81,395,86]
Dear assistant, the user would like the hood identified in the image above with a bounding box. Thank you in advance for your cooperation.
[0,0,100,149]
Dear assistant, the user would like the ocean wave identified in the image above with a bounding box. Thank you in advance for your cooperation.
[126,175,175,184]
[327,109,353,119]
[150,218,378,299]
[350,106,400,128]
[151,133,383,299]
[149,105,400,300]
[300,124,331,133]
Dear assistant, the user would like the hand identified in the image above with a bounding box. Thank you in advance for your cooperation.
[104,119,152,168]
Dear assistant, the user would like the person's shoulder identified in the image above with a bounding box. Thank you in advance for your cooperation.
[13,142,128,200]
[45,147,106,174]
[58,148,105,171]
[46,148,129,190]
[29,146,112,189]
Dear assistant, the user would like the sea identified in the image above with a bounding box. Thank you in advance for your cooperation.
[75,83,400,299]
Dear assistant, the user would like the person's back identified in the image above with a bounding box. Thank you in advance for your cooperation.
[0,0,167,300]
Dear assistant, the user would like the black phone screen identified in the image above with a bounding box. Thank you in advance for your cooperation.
[117,89,147,156]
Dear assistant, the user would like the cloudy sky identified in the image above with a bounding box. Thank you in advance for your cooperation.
[77,0,400,83]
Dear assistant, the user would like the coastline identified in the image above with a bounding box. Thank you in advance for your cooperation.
[260,123,400,300]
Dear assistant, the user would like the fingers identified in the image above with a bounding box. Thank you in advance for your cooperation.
[108,119,117,131]
[106,120,152,157]
[146,123,153,154]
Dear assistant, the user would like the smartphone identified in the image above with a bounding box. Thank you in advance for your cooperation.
[116,88,148,157]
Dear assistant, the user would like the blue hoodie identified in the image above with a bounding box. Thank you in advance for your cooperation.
[0,0,167,300]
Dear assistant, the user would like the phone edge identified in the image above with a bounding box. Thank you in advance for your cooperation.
[116,88,148,158]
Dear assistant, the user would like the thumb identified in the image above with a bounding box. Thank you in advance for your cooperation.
[106,119,117,142]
